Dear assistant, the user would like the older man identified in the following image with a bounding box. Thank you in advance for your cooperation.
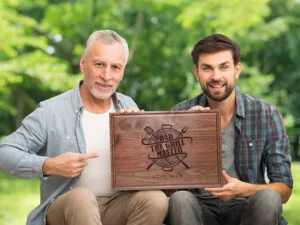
[0,30,168,225]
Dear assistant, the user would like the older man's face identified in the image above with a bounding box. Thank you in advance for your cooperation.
[80,40,126,100]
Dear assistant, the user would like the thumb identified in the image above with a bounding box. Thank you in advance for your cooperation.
[222,170,232,183]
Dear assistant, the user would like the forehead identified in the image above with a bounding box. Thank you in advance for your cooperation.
[86,40,126,65]
[198,50,234,66]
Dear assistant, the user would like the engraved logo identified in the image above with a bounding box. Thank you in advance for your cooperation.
[142,124,193,171]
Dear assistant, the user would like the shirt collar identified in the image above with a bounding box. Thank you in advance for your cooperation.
[234,86,245,119]
[198,85,245,119]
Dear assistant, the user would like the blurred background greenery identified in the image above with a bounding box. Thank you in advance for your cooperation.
[0,0,299,224]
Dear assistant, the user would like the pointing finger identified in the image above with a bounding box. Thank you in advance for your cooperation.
[78,152,99,160]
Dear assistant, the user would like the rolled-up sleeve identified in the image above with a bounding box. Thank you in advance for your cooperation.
[0,105,48,179]
[265,107,293,188]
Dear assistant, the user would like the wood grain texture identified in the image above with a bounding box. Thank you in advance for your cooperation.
[110,110,222,190]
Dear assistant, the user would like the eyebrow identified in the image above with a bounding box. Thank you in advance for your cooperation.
[220,61,230,66]
[200,61,231,68]
[112,63,124,68]
[92,59,124,68]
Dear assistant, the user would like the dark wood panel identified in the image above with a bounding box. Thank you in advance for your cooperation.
[110,110,222,190]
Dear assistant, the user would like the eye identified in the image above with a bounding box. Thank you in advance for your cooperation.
[95,62,104,67]
[220,64,229,70]
[112,65,121,71]
[201,66,211,71]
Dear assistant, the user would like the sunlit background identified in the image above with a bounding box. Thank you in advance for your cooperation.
[0,0,299,224]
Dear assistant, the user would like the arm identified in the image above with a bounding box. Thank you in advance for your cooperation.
[206,105,293,203]
[0,106,48,179]
[205,170,292,203]
[263,106,293,203]
[42,152,98,178]
[0,108,99,179]
[239,181,292,203]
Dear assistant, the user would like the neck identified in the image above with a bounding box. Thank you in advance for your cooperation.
[207,91,236,130]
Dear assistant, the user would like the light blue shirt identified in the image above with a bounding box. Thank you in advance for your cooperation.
[0,81,138,225]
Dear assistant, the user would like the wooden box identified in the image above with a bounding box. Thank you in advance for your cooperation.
[109,110,222,190]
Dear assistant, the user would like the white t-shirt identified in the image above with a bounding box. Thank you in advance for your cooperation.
[76,100,116,196]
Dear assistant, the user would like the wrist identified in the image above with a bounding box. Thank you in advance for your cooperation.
[240,182,258,197]
[42,157,54,175]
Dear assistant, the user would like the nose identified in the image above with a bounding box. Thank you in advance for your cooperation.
[211,69,221,81]
[101,66,112,81]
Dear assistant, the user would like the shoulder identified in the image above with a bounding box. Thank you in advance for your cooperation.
[172,94,204,111]
[19,88,79,133]
[242,92,279,114]
[40,89,73,104]
[32,88,79,120]
[115,92,138,109]
[235,86,280,118]
[238,92,285,130]
[39,88,77,109]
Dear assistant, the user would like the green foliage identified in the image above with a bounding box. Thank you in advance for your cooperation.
[177,0,270,35]
[236,64,275,103]
[1,2,300,224]
[283,162,300,225]
[1,0,300,137]
[241,0,300,134]
[0,172,40,225]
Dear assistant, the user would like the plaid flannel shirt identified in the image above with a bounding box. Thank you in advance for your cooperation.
[172,86,293,188]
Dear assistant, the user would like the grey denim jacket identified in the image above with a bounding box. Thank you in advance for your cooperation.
[0,82,138,225]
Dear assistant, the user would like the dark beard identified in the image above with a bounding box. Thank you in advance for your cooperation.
[203,84,234,102]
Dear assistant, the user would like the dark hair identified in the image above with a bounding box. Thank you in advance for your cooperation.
[191,34,240,66]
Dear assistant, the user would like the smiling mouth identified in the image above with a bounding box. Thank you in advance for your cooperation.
[209,83,225,88]
[95,82,112,88]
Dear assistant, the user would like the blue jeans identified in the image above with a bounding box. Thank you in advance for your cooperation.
[167,189,284,225]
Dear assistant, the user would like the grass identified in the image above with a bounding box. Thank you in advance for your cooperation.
[283,161,300,225]
[0,162,299,225]
[0,174,39,225]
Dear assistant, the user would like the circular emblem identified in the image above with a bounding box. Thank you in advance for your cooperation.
[142,124,192,171]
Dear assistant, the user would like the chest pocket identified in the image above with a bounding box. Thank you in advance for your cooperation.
[236,138,266,183]
[237,138,264,169]
[51,137,80,156]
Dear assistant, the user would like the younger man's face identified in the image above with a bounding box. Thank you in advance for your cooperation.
[193,50,241,102]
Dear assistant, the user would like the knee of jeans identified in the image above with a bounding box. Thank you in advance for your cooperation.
[169,190,195,205]
[253,189,282,210]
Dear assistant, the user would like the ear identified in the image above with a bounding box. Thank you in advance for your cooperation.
[234,62,242,80]
[193,66,200,82]
[79,55,85,73]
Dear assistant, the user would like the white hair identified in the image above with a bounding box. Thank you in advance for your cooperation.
[83,30,129,63]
